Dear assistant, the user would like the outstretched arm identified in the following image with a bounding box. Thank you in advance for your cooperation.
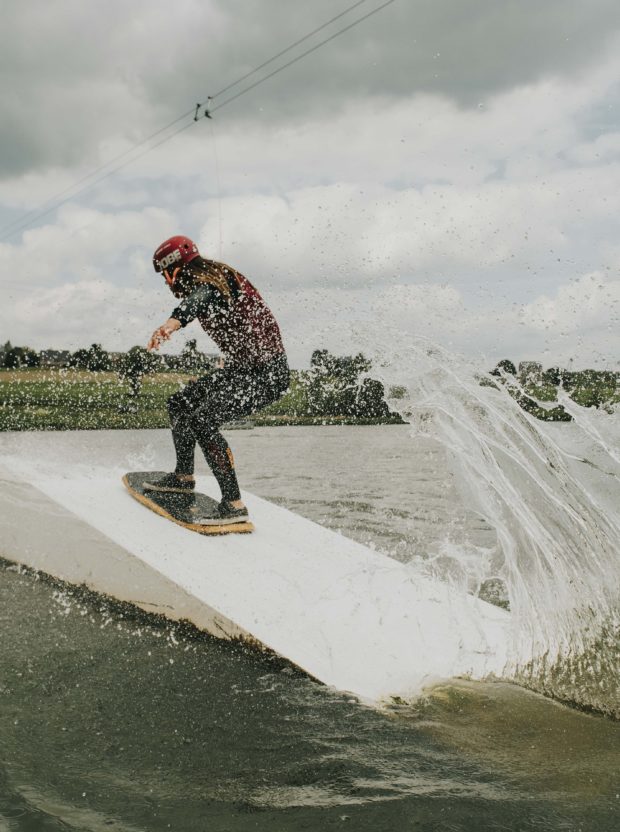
[147,317,182,351]
[148,283,222,351]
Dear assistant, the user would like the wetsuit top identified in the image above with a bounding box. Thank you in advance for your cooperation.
[170,261,285,367]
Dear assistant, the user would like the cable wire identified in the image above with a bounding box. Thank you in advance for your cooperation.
[0,113,195,243]
[211,0,396,114]
[0,0,374,242]
[0,121,195,242]
[1,0,397,242]
[206,0,371,101]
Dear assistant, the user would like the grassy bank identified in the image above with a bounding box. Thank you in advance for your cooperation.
[0,369,403,431]
[5,367,612,432]
[0,369,179,431]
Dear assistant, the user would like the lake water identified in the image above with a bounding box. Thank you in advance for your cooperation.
[0,425,618,830]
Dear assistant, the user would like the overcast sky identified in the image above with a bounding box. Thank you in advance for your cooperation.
[2,0,620,368]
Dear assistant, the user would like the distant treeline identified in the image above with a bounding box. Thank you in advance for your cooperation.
[0,340,215,374]
[0,342,400,424]
[490,359,620,418]
[8,341,616,426]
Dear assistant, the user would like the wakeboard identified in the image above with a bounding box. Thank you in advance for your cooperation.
[122,471,254,535]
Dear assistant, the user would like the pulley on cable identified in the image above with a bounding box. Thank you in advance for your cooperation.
[194,98,214,120]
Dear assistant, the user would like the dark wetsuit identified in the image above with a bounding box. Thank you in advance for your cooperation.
[167,262,289,502]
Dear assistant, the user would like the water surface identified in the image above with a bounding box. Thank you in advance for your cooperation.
[0,426,618,830]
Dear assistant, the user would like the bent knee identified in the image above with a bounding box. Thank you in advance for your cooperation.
[167,390,188,419]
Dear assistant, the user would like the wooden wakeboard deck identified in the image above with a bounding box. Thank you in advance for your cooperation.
[122,472,254,535]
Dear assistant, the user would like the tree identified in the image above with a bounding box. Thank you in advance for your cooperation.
[354,378,390,418]
[85,343,111,372]
[0,340,12,367]
[306,349,391,418]
[69,348,90,369]
[68,344,111,371]
[118,346,160,397]
[490,359,516,377]
[542,366,561,386]
[4,345,39,368]
[22,347,40,367]
[179,339,209,373]
[569,370,617,410]
[4,346,24,369]
[310,349,333,374]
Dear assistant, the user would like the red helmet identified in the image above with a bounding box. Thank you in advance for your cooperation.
[153,235,199,273]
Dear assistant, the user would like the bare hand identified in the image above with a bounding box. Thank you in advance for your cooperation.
[147,318,181,351]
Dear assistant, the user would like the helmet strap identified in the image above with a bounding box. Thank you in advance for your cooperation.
[163,266,182,287]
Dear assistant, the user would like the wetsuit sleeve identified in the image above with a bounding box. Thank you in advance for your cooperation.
[171,284,221,327]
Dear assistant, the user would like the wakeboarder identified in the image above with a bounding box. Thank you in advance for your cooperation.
[145,235,289,525]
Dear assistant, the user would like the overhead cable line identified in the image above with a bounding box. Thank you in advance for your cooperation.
[209,0,396,114]
[207,0,371,101]
[0,115,195,243]
[0,121,196,241]
[0,0,375,242]
[1,0,397,242]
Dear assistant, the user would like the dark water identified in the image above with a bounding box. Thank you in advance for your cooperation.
[0,427,619,830]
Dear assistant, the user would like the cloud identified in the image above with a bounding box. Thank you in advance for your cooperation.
[3,280,154,352]
[524,272,620,337]
[4,263,620,372]
[347,274,620,370]
[0,205,175,287]
[193,154,620,296]
[2,3,620,371]
[2,0,620,176]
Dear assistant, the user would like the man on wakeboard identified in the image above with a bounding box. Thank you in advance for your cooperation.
[145,235,289,524]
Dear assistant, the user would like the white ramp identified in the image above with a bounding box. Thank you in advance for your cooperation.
[0,437,510,703]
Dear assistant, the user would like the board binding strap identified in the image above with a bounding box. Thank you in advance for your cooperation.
[122,472,254,535]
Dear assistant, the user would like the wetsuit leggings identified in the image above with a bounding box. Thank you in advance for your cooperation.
[167,354,289,502]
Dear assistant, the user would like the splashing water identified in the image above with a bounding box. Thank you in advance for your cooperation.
[365,335,620,717]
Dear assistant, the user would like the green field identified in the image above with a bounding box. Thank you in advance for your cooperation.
[2,366,615,432]
[0,369,181,431]
[0,369,402,431]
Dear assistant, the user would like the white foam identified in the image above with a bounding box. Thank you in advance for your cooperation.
[0,432,509,702]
